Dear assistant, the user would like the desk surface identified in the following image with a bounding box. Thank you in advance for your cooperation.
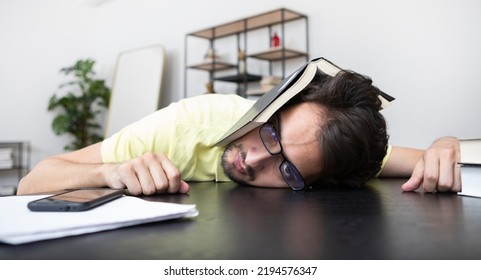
[1,179,481,260]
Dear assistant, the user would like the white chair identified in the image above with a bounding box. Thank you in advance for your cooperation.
[104,45,166,137]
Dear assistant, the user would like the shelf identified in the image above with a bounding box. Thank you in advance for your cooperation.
[248,48,308,61]
[0,165,17,170]
[0,142,30,193]
[188,61,237,71]
[188,8,307,40]
[184,7,309,97]
[215,73,262,83]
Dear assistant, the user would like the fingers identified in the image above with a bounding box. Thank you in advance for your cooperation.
[436,151,454,192]
[451,164,462,193]
[402,137,461,193]
[178,180,191,194]
[401,160,424,192]
[421,149,440,193]
[116,153,189,196]
[155,154,187,194]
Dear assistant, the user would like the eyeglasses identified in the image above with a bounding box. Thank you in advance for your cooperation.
[259,123,306,191]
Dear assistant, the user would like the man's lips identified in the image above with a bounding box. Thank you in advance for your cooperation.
[234,153,247,175]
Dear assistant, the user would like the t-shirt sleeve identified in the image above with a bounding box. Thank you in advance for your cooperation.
[101,103,177,163]
[100,94,254,165]
[375,144,392,177]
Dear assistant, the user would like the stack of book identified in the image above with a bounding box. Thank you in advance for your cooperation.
[459,139,481,198]
[0,147,13,169]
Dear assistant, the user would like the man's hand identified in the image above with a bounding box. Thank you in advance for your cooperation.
[105,153,190,196]
[402,137,461,193]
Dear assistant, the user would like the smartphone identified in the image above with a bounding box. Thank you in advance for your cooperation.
[27,188,124,212]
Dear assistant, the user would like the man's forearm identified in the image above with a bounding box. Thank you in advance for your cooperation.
[379,146,423,177]
[17,158,108,195]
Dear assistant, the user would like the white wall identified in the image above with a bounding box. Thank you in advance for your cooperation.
[1,0,480,174]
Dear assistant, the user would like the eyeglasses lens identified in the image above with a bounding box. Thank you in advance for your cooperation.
[280,161,304,190]
[260,125,281,154]
[261,124,305,190]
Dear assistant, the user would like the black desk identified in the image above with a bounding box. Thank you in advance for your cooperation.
[1,179,481,259]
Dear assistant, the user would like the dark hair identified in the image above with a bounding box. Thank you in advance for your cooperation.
[286,70,389,187]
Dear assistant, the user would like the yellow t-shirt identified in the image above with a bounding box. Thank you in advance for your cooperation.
[101,94,254,182]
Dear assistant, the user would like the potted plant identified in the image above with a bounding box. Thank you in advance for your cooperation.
[48,59,111,150]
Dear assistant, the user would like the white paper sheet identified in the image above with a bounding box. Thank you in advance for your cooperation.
[0,195,198,245]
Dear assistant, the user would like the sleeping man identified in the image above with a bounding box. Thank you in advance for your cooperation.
[17,67,461,196]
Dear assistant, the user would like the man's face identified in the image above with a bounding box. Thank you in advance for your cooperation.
[221,102,324,189]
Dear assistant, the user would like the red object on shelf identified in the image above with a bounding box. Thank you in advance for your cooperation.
[271,32,280,48]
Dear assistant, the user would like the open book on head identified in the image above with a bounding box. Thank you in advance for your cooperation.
[214,56,395,147]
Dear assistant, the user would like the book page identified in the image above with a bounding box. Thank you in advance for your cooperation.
[255,62,318,122]
[459,138,481,164]
[255,58,341,122]
[459,165,481,198]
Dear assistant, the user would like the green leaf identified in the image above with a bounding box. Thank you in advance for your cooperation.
[48,58,111,150]
[51,115,71,135]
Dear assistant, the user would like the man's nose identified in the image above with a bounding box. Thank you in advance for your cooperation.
[244,147,276,169]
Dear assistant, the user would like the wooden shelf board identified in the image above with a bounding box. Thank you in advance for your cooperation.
[248,48,307,61]
[188,62,237,71]
[188,8,307,40]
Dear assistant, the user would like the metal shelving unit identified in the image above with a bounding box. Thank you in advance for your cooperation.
[184,8,309,97]
[0,141,30,195]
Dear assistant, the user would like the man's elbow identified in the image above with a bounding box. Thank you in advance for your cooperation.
[16,177,30,195]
